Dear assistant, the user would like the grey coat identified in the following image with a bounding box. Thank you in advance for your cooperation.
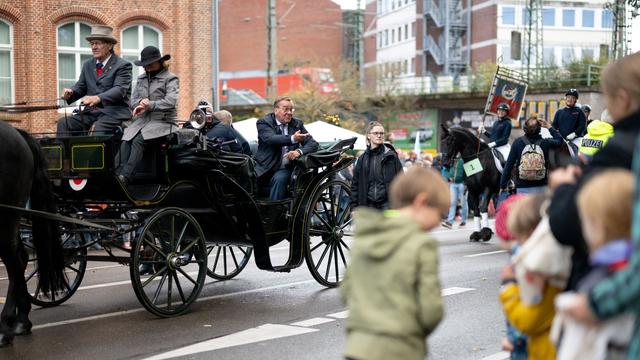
[122,68,179,141]
[68,54,132,120]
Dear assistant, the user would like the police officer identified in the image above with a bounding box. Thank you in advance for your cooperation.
[552,89,587,148]
[481,102,512,161]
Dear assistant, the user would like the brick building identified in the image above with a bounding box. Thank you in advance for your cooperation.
[1,0,212,133]
[219,0,343,94]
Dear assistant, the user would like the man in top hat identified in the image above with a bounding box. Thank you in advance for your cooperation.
[57,25,133,135]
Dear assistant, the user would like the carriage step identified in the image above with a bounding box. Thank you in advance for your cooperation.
[270,266,293,273]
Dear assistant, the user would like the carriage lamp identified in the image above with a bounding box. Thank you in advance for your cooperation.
[189,108,213,129]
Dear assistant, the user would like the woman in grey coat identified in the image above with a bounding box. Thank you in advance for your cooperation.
[117,46,179,183]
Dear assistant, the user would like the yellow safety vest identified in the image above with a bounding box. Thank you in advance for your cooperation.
[579,120,614,156]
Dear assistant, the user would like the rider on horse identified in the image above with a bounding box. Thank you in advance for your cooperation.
[552,89,587,150]
[481,102,512,165]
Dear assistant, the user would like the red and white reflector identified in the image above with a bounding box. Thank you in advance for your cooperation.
[69,178,87,191]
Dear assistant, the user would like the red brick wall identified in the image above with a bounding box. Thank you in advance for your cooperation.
[470,2,497,68]
[363,0,377,89]
[2,0,212,132]
[220,0,343,73]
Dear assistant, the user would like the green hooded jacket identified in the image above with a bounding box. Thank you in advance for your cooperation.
[579,120,614,156]
[341,208,444,360]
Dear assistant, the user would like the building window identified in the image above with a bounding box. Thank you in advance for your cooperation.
[582,48,594,59]
[562,48,574,64]
[385,29,389,46]
[522,8,530,25]
[502,6,515,25]
[377,0,382,15]
[411,21,416,37]
[563,9,575,27]
[542,8,555,26]
[404,24,408,40]
[543,47,555,65]
[378,32,383,48]
[0,20,13,105]
[398,26,402,42]
[582,10,594,28]
[602,9,613,28]
[403,59,408,74]
[411,57,415,73]
[121,24,162,82]
[57,22,93,102]
[391,29,395,44]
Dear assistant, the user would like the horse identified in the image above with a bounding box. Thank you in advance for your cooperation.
[440,125,501,242]
[0,120,64,346]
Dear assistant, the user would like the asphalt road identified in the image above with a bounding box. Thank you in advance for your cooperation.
[0,223,510,360]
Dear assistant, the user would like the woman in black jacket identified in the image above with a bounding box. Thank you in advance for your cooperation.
[350,121,403,209]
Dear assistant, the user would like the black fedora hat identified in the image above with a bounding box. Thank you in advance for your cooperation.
[134,46,171,66]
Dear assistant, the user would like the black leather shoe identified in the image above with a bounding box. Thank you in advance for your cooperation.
[117,174,129,185]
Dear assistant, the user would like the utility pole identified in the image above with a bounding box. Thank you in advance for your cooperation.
[357,0,364,88]
[610,0,629,60]
[211,0,220,111]
[523,0,543,83]
[266,0,278,99]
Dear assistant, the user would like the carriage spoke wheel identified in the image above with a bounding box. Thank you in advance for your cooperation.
[304,179,353,288]
[22,227,87,307]
[130,208,207,317]
[206,244,252,280]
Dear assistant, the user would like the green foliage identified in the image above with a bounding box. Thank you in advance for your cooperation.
[470,62,498,93]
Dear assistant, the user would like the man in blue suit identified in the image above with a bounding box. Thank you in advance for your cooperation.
[57,25,132,135]
[255,97,319,200]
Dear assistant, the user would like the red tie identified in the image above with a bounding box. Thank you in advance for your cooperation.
[96,63,103,76]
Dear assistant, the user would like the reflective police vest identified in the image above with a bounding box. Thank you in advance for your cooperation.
[579,120,614,156]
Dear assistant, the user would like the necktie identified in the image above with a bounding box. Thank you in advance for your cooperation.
[280,124,288,167]
[96,62,103,76]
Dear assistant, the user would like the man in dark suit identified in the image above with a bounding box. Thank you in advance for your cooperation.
[255,96,319,200]
[57,25,132,135]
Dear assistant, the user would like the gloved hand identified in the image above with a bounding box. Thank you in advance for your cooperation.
[566,132,577,141]
[488,142,496,148]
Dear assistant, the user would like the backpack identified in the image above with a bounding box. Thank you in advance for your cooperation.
[518,138,546,181]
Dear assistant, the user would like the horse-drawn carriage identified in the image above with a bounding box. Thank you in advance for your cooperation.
[4,106,355,320]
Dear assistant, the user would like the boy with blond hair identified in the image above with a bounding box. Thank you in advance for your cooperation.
[341,167,449,360]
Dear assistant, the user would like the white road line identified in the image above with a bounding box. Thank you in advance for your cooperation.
[143,324,319,360]
[463,250,507,258]
[143,285,478,359]
[327,310,349,319]
[32,279,316,331]
[481,351,510,360]
[290,317,335,327]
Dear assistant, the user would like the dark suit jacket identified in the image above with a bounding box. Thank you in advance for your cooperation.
[67,54,133,121]
[254,113,319,177]
[206,120,252,156]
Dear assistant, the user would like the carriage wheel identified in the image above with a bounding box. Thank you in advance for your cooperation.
[206,244,252,280]
[23,229,87,307]
[304,179,353,288]
[130,208,207,317]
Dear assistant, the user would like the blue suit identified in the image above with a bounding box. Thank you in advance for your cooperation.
[57,54,132,135]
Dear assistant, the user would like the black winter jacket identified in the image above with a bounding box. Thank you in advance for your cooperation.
[350,143,403,209]
[549,109,640,290]
[552,106,587,139]
[206,120,252,156]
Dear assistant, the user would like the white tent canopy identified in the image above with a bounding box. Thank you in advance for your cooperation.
[305,121,366,150]
[233,118,366,150]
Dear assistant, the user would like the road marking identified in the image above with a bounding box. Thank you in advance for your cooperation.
[481,351,510,360]
[143,324,318,360]
[32,279,316,331]
[442,287,476,296]
[143,286,478,360]
[463,250,507,258]
[327,310,349,319]
[290,317,335,327]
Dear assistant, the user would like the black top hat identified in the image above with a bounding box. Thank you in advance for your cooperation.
[134,46,171,66]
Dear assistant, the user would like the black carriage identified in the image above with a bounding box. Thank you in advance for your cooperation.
[21,118,355,317]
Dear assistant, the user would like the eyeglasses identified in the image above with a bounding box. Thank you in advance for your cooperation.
[369,132,385,137]
[277,107,295,113]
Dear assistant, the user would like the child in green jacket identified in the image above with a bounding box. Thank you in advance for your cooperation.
[341,166,450,360]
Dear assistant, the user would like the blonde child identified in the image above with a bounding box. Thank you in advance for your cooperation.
[553,169,635,360]
[341,167,449,360]
[499,194,563,360]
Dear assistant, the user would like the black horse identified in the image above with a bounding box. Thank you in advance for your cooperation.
[440,125,501,242]
[0,120,64,346]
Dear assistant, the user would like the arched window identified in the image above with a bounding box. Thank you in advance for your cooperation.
[57,22,92,102]
[121,24,162,86]
[0,20,13,105]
